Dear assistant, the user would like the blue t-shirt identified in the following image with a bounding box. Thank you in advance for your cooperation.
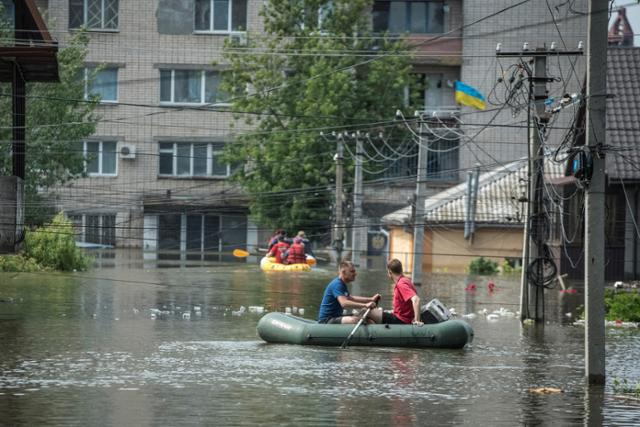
[318,277,349,322]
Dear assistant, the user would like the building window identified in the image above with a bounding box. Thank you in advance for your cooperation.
[158,142,230,178]
[160,69,228,105]
[405,73,452,110]
[82,140,117,176]
[68,213,116,246]
[84,67,118,102]
[194,0,247,32]
[373,1,444,34]
[426,132,458,181]
[69,0,119,30]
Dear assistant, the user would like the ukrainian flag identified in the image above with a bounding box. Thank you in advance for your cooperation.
[455,81,486,110]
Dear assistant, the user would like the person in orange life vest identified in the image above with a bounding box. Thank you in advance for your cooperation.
[267,234,290,264]
[383,258,423,326]
[286,237,306,264]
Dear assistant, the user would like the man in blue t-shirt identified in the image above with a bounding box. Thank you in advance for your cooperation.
[317,260,382,324]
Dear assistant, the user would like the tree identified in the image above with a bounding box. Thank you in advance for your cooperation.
[0,26,99,225]
[222,0,413,236]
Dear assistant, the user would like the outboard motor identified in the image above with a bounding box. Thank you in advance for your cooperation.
[420,298,453,324]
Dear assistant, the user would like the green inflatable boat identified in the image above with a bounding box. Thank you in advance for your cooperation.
[257,312,474,349]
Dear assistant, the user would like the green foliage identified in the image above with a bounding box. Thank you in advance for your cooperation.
[612,378,640,397]
[23,212,91,271]
[469,257,499,275]
[604,288,640,322]
[500,259,521,275]
[221,0,413,233]
[0,254,44,272]
[0,27,99,226]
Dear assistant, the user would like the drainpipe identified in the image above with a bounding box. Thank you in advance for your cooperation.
[635,187,639,278]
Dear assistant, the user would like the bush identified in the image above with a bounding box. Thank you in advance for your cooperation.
[23,212,91,271]
[501,258,522,275]
[469,257,499,275]
[0,254,44,272]
[605,289,640,323]
[613,378,640,397]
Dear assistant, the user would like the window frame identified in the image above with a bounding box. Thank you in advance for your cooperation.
[82,140,118,177]
[372,0,444,35]
[68,213,116,245]
[69,0,119,31]
[158,142,231,178]
[83,67,119,103]
[159,69,229,106]
[194,0,248,34]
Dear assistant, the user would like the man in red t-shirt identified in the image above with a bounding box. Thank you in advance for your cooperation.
[382,258,423,326]
[267,235,290,264]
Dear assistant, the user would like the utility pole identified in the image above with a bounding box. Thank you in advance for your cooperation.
[333,136,344,264]
[497,45,582,322]
[352,133,364,267]
[530,51,548,322]
[584,0,607,385]
[412,119,428,286]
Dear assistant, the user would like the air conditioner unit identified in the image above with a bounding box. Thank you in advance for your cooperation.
[120,144,136,159]
[229,33,247,46]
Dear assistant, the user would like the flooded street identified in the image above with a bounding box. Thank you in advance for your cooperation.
[1,250,639,425]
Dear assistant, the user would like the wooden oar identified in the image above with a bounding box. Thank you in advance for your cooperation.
[340,307,371,349]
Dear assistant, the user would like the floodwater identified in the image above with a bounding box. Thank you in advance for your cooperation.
[0,250,639,426]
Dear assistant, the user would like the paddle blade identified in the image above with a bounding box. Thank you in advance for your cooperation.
[306,257,317,266]
[233,249,250,258]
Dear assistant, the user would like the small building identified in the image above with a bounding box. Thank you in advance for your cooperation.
[382,159,563,274]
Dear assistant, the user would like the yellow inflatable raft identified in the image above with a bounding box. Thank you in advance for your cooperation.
[260,256,313,272]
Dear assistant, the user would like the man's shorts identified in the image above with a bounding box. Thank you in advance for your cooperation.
[382,311,407,324]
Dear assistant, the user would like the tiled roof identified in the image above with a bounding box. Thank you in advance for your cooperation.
[606,47,640,180]
[382,158,564,225]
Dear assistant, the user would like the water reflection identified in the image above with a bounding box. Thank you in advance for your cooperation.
[0,254,639,425]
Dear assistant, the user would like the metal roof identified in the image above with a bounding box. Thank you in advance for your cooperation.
[606,47,640,181]
[382,158,565,226]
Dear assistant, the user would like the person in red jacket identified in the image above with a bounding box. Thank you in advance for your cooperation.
[267,235,289,264]
[383,258,423,325]
[286,237,306,264]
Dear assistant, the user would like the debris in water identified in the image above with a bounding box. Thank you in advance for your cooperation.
[232,306,246,316]
[529,387,563,394]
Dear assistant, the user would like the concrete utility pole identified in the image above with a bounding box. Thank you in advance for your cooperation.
[530,52,548,322]
[351,133,364,267]
[333,137,344,264]
[584,0,607,385]
[412,119,428,286]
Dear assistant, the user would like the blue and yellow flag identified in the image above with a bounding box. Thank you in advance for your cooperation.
[455,81,486,110]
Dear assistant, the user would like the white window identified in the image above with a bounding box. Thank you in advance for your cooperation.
[160,69,228,105]
[69,0,119,30]
[195,0,247,33]
[83,67,118,102]
[68,213,116,245]
[158,142,230,178]
[82,140,117,176]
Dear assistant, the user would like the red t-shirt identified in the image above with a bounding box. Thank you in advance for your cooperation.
[393,275,418,324]
[268,241,289,263]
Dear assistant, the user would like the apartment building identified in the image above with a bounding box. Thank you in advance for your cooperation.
[45,0,260,256]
